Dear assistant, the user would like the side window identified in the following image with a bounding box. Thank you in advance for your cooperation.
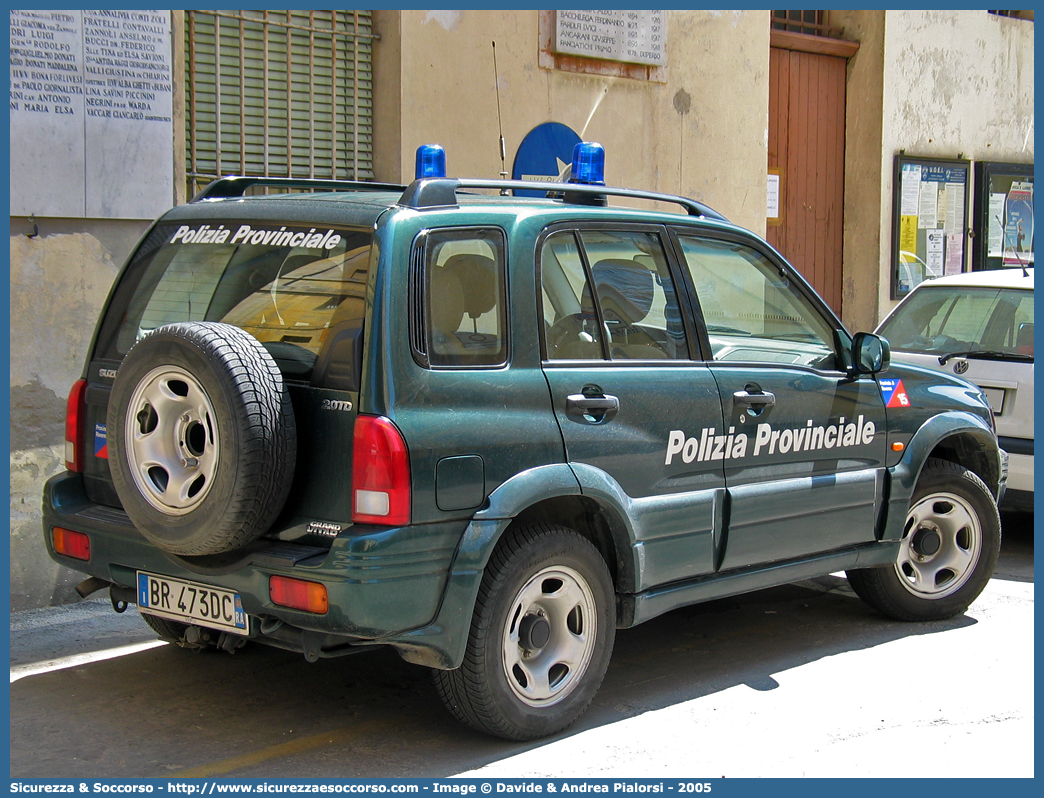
[678,236,839,369]
[418,227,507,368]
[540,232,604,360]
[540,229,689,361]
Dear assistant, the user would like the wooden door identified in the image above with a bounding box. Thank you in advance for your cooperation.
[767,46,847,313]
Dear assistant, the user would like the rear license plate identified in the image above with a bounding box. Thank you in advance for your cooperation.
[137,571,248,635]
[982,387,1005,414]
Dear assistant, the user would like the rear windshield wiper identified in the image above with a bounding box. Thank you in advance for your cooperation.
[938,350,1034,365]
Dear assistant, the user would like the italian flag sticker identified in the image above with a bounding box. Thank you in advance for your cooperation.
[879,378,910,408]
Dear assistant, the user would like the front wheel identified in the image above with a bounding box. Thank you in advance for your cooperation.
[847,458,1001,621]
[433,524,615,741]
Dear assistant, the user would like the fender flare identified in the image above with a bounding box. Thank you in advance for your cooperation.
[383,462,646,669]
[882,410,1000,541]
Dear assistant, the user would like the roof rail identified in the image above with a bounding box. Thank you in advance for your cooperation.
[397,177,729,222]
[190,175,407,203]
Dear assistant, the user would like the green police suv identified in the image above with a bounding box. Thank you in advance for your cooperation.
[45,143,1005,741]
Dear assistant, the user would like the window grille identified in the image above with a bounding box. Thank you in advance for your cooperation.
[185,10,374,196]
[771,10,843,38]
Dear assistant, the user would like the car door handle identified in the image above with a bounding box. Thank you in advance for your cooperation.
[566,393,620,424]
[733,390,776,408]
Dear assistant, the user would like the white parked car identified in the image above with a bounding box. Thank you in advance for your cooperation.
[877,267,1034,511]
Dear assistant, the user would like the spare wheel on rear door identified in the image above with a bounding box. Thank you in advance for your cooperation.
[107,322,297,556]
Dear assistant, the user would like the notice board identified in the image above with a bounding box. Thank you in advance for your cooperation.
[972,161,1034,271]
[891,154,970,298]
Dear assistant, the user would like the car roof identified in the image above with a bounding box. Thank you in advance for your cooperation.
[173,175,739,233]
[911,267,1034,291]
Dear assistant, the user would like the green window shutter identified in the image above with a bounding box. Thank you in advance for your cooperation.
[186,10,374,196]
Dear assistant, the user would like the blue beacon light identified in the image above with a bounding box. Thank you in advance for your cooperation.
[415,144,447,179]
[569,141,606,186]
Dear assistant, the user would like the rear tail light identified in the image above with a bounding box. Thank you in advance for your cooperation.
[65,379,87,472]
[352,415,411,526]
[269,575,328,613]
[52,527,91,561]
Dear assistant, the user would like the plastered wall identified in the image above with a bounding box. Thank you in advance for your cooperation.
[838,10,1034,332]
[10,10,1031,610]
[9,218,149,610]
[876,10,1034,320]
[374,10,771,233]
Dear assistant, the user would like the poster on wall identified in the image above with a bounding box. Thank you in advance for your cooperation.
[973,161,1035,271]
[1003,182,1034,266]
[891,155,970,298]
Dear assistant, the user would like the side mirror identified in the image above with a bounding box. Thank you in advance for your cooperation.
[852,332,890,375]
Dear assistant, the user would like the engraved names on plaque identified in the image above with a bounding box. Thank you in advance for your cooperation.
[555,10,666,66]
[10,9,174,218]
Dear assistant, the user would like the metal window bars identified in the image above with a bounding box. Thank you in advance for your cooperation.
[185,10,376,198]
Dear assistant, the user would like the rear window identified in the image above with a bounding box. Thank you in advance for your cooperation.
[879,285,1034,358]
[103,221,372,379]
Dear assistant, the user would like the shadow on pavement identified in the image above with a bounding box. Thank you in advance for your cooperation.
[9,510,1031,779]
[10,571,993,779]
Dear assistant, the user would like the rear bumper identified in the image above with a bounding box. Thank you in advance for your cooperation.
[43,472,469,658]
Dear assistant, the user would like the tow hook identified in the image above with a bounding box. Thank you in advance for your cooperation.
[109,584,137,613]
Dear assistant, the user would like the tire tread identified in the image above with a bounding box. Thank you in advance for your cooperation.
[847,457,1000,621]
[109,322,297,556]
[433,523,614,740]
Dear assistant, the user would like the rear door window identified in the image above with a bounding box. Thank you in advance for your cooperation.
[106,221,372,380]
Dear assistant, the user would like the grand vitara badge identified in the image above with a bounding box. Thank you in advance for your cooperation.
[306,521,342,538]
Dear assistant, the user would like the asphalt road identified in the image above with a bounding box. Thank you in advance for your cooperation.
[10,510,1033,779]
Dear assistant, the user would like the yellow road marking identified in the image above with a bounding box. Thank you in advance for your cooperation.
[166,721,393,778]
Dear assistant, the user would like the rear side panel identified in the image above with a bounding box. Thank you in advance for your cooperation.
[362,209,568,525]
[81,213,377,537]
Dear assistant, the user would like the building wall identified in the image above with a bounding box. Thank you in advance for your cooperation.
[374,10,771,233]
[837,10,1034,332]
[9,9,1032,610]
[876,10,1034,319]
[833,10,886,334]
[9,217,151,610]
[8,13,186,612]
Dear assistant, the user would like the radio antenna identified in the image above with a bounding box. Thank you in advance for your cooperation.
[492,41,509,193]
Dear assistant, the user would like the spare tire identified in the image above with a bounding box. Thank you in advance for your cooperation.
[107,322,297,556]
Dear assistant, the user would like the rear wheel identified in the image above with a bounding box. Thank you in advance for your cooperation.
[434,524,615,741]
[847,458,1000,621]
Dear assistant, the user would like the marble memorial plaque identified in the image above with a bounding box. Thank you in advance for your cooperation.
[555,10,666,67]
[10,9,174,219]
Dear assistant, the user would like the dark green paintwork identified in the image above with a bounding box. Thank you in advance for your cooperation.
[43,185,1002,672]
